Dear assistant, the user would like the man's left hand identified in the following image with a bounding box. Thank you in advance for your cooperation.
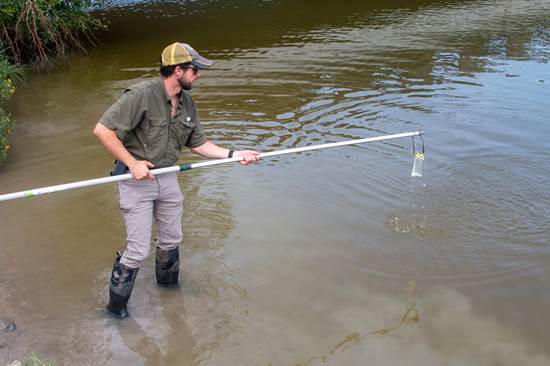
[235,150,260,165]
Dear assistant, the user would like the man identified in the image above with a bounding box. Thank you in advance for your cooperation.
[93,42,260,319]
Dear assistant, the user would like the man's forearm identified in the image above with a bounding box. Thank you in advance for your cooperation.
[191,140,260,165]
[93,122,155,179]
[92,122,137,167]
[191,140,230,159]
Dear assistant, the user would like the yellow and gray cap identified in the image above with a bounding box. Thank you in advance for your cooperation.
[161,42,214,69]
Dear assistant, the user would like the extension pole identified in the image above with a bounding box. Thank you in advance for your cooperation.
[0,131,422,202]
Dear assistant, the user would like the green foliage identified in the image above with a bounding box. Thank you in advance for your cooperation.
[0,56,22,98]
[0,107,12,164]
[0,0,105,64]
[0,54,23,165]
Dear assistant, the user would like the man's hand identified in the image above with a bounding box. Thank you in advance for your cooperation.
[129,160,155,180]
[235,150,260,165]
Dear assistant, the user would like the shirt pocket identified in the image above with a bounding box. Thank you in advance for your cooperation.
[146,116,168,145]
[173,117,196,149]
[144,116,169,161]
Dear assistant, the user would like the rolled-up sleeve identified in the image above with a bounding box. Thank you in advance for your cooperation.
[99,90,143,141]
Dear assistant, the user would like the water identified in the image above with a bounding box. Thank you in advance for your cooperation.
[1,0,550,364]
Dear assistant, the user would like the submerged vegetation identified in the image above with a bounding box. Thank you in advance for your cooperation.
[2,353,56,366]
[0,0,104,165]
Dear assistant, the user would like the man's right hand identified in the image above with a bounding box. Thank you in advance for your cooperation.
[128,160,155,180]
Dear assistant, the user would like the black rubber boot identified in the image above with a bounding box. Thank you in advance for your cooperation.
[106,251,139,319]
[155,247,180,287]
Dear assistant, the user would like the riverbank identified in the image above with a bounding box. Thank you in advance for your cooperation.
[0,0,104,165]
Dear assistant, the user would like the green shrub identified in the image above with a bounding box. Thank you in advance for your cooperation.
[0,58,19,98]
[0,108,13,164]
[0,0,105,64]
[0,55,22,165]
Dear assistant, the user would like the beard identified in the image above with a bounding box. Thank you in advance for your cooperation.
[178,76,193,91]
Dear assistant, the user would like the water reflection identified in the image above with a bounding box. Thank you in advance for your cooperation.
[115,287,196,366]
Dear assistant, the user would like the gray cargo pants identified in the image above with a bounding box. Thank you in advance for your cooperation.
[117,172,183,268]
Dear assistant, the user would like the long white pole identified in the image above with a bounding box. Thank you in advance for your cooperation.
[0,131,422,202]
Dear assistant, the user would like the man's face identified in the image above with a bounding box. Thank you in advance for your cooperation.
[177,65,200,90]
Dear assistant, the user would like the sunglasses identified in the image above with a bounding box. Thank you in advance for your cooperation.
[183,65,199,74]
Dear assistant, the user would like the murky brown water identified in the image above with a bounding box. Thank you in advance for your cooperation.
[1,0,550,364]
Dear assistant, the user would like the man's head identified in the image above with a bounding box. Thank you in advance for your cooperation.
[159,42,213,90]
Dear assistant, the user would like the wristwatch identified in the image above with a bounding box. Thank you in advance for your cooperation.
[228,149,235,158]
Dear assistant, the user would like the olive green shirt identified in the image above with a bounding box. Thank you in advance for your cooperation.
[99,78,207,168]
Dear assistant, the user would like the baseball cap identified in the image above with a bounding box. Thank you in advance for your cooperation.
[160,42,214,69]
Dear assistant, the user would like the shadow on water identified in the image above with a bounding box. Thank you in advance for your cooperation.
[285,281,420,366]
[113,287,196,366]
